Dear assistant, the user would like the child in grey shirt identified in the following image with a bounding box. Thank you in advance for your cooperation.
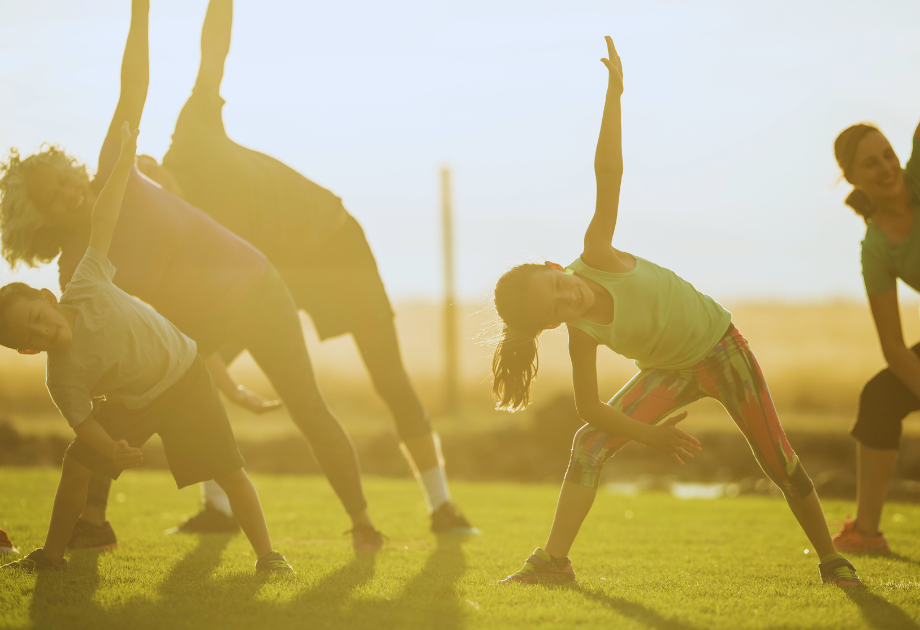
[0,123,292,573]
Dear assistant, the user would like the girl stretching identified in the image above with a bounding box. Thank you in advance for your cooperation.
[492,37,860,587]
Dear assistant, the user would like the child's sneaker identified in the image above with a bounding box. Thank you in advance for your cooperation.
[0,529,18,555]
[819,554,863,588]
[168,505,240,534]
[2,548,66,572]
[498,548,575,585]
[255,551,294,573]
[68,519,119,550]
[832,516,889,553]
[430,502,481,536]
[347,524,384,552]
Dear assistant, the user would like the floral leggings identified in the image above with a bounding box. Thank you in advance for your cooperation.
[565,326,815,500]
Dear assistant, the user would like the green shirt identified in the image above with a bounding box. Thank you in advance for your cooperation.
[565,256,732,371]
[860,136,920,296]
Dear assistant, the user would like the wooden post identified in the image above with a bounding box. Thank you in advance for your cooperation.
[441,166,459,412]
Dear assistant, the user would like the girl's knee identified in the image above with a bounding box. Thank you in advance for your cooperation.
[570,423,596,453]
[566,425,608,488]
[767,458,814,501]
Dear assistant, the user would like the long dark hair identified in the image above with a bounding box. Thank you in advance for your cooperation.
[491,263,548,412]
[834,123,881,223]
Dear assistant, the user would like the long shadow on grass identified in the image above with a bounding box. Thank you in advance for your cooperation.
[885,552,920,571]
[573,585,704,630]
[29,535,465,630]
[845,588,920,630]
[30,549,103,630]
[361,536,467,630]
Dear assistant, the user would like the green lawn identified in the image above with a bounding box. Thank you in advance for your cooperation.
[1,469,919,630]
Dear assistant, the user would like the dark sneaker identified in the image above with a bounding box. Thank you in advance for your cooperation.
[167,506,240,534]
[347,524,384,552]
[68,519,119,550]
[819,556,863,588]
[0,529,18,555]
[431,502,480,536]
[255,551,295,574]
[498,548,575,585]
[2,548,66,572]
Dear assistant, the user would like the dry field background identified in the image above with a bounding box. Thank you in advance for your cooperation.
[3,299,920,441]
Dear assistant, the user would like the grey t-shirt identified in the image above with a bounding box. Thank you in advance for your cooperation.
[46,247,198,427]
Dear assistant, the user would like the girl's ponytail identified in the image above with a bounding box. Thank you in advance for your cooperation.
[492,326,539,412]
[834,123,881,223]
[491,263,547,412]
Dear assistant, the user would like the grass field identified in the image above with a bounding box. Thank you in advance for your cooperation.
[2,469,919,630]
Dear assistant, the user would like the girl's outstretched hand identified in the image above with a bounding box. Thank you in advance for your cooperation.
[647,411,702,466]
[118,121,140,165]
[601,35,623,96]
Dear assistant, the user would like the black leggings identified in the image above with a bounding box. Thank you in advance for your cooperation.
[86,265,367,515]
[851,341,920,450]
[219,306,431,443]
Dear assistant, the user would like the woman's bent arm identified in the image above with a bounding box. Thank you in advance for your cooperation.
[870,289,920,400]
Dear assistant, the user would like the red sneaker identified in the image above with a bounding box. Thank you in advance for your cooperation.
[832,516,889,553]
[0,529,18,555]
[498,548,575,585]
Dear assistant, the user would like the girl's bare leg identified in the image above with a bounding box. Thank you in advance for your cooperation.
[544,481,597,558]
[787,490,836,558]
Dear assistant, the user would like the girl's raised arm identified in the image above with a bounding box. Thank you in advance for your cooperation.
[104,0,150,143]
[583,36,625,255]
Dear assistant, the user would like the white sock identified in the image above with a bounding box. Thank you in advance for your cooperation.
[202,480,233,516]
[419,466,451,512]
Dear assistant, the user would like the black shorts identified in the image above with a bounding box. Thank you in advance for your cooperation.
[851,341,920,450]
[64,355,245,488]
[276,216,394,341]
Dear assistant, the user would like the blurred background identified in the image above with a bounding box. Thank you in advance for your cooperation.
[2,0,920,490]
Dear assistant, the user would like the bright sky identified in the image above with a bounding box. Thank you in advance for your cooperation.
[1,0,918,302]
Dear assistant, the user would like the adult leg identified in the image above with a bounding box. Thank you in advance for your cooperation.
[849,361,915,536]
[855,446,899,536]
[239,273,371,526]
[544,369,701,558]
[699,331,835,558]
[351,316,451,507]
[192,341,247,520]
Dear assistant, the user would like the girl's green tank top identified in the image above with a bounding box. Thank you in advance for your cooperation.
[565,255,732,371]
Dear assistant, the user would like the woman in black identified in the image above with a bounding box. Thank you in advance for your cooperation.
[137,0,475,535]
